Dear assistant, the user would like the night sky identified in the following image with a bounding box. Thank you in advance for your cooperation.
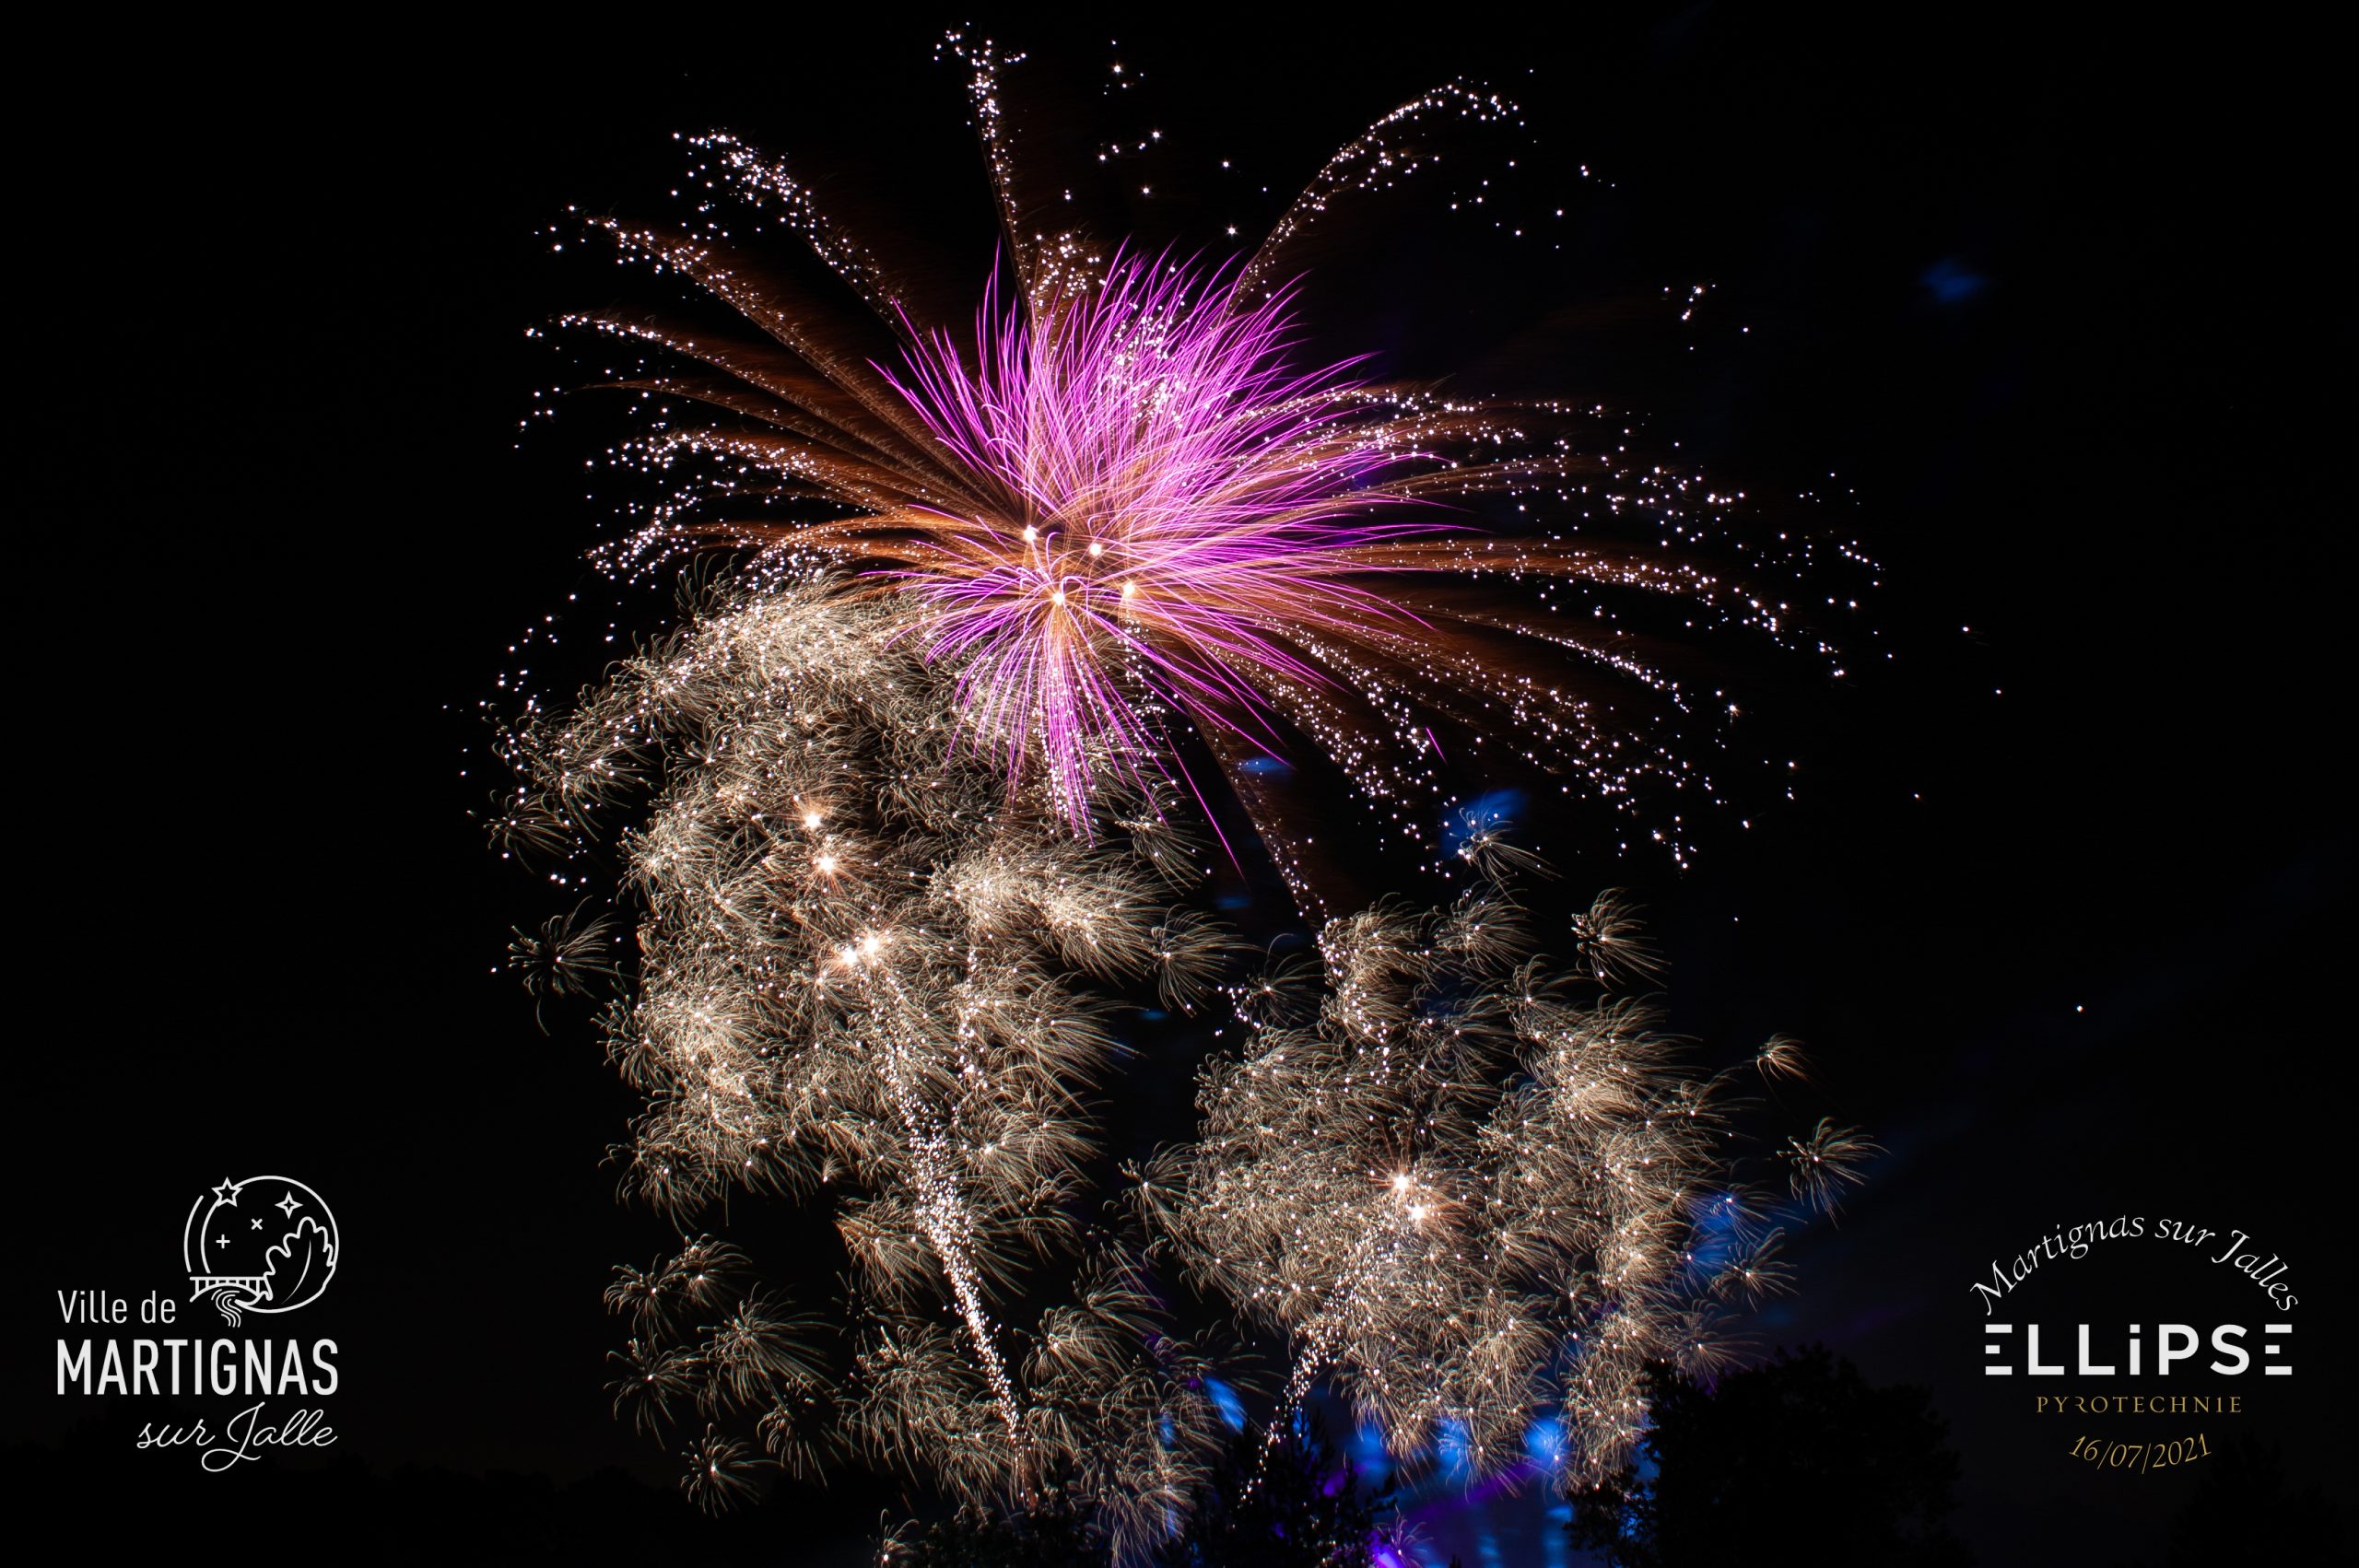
[14,13,2348,1563]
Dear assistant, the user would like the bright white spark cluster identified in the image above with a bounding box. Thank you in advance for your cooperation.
[498,582,1232,1545]
[1139,877,1871,1492]
[490,30,1880,1548]
[531,40,1871,909]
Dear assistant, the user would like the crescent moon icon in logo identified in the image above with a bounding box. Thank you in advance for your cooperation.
[182,1175,340,1325]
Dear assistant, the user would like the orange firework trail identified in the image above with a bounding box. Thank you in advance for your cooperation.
[541,38,1861,911]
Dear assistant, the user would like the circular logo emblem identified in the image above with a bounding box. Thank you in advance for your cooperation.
[182,1176,339,1324]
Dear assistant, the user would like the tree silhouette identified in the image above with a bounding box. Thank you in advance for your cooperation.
[2157,1435,2350,1566]
[882,1415,1398,1567]
[1151,1415,1394,1568]
[1569,1348,1969,1567]
[882,1497,1107,1567]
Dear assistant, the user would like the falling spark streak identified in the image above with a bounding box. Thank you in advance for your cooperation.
[497,32,1873,1541]
[499,583,1233,1545]
[872,963,1029,1464]
[1238,1212,1412,1498]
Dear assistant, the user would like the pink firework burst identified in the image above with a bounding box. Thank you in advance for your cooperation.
[554,56,1855,905]
[879,254,1445,824]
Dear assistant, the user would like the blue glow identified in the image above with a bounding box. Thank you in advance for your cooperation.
[1236,755,1294,777]
[1523,1414,1567,1471]
[1207,1376,1247,1432]
[1347,1413,1393,1487]
[1438,1416,1475,1481]
[1921,257,1988,302]
[1543,1499,1573,1568]
[1442,789,1526,857]
[1684,1189,1748,1275]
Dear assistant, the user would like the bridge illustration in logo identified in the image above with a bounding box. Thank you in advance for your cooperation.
[182,1176,339,1325]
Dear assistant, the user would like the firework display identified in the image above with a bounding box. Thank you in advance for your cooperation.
[489,30,1868,1555]
[23,20,2335,1568]
[1140,881,1864,1492]
[500,581,1233,1546]
[544,42,1859,909]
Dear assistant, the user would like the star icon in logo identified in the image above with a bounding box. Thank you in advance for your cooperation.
[185,1173,340,1322]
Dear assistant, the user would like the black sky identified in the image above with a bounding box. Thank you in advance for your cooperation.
[12,11,2349,1563]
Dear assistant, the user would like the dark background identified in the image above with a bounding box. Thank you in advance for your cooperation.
[11,9,2347,1563]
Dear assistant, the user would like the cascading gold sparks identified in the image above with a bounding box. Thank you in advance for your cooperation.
[1137,873,1872,1492]
[491,29,1878,1550]
[498,580,1230,1547]
[492,582,1869,1537]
